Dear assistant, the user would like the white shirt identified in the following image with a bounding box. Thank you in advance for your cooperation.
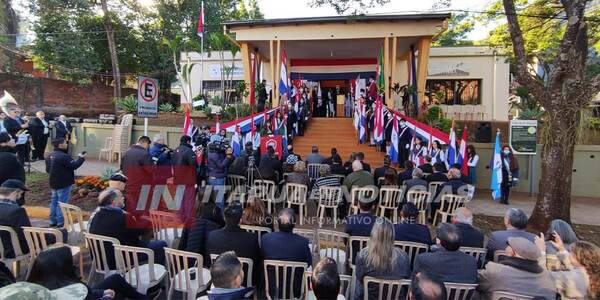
[467,154,479,167]
[40,118,49,135]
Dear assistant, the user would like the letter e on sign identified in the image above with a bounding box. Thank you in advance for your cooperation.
[137,76,159,118]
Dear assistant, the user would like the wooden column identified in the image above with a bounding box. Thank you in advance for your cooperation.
[240,42,251,103]
[390,36,398,109]
[383,37,390,102]
[270,40,277,106]
[416,37,432,113]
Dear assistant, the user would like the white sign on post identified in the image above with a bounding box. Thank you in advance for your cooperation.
[137,76,159,118]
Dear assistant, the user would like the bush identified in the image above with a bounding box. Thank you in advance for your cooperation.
[158,103,175,113]
[588,117,600,130]
[114,95,137,113]
[421,105,454,133]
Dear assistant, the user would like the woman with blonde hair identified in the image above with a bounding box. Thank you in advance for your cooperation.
[354,217,410,300]
[536,232,600,299]
[241,196,274,231]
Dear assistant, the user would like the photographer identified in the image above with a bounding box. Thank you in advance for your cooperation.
[194,125,212,148]
[149,134,172,166]
[207,141,234,211]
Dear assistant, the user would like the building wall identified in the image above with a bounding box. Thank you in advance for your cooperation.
[180,51,244,99]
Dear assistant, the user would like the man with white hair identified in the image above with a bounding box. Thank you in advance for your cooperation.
[451,207,484,248]
[148,133,172,166]
[29,111,51,161]
[342,160,373,192]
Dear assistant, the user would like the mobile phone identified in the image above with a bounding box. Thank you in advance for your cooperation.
[81,151,87,155]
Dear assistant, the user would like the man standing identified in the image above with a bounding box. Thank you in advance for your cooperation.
[54,115,73,141]
[397,119,412,163]
[172,135,197,222]
[45,138,85,227]
[121,136,153,215]
[257,79,268,112]
[28,111,51,161]
[0,132,25,187]
[3,107,29,164]
[207,142,234,211]
[367,76,377,104]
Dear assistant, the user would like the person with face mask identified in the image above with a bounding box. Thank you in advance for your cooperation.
[397,118,412,163]
[500,145,519,204]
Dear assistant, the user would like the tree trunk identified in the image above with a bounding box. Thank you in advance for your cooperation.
[99,0,121,99]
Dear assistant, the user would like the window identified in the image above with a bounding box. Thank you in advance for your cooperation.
[425,79,481,105]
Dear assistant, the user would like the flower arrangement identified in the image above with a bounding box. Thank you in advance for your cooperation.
[75,176,108,191]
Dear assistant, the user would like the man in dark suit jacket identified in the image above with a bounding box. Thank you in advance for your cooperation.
[258,146,283,183]
[54,115,73,140]
[413,223,478,284]
[394,203,432,245]
[262,208,312,299]
[0,180,31,258]
[418,156,434,174]
[346,199,377,265]
[486,208,536,261]
[207,202,260,285]
[452,207,484,248]
[372,155,396,186]
[0,132,25,188]
[397,161,414,186]
[28,111,51,161]
[426,163,449,183]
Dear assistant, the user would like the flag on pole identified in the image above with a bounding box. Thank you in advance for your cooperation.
[490,131,503,200]
[249,53,257,136]
[374,97,384,143]
[447,120,457,166]
[390,116,399,164]
[196,2,204,37]
[359,100,367,143]
[183,110,192,136]
[278,49,288,97]
[282,110,289,156]
[232,125,241,157]
[376,47,385,92]
[215,114,220,133]
[427,126,433,155]
[458,125,468,175]
[354,76,361,100]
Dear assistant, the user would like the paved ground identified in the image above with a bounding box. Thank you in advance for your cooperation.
[30,158,119,176]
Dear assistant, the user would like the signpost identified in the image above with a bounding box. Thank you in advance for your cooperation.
[137,76,159,136]
[510,119,538,196]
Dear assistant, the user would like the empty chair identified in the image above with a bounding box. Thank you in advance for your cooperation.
[22,227,82,278]
[349,187,377,216]
[113,244,167,294]
[316,230,349,272]
[286,183,308,225]
[59,202,87,245]
[0,225,29,278]
[444,282,478,300]
[263,259,308,300]
[393,241,429,269]
[433,194,467,225]
[98,136,113,161]
[164,248,210,300]
[149,210,183,248]
[377,186,403,223]
[84,233,121,283]
[252,180,277,214]
[240,225,271,247]
[362,277,411,300]
[316,186,342,228]
[406,190,430,224]
[209,254,254,288]
[459,247,487,269]
[490,291,535,300]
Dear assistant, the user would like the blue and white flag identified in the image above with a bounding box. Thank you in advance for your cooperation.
[490,131,502,200]
[231,127,241,157]
[447,121,457,166]
[278,49,288,97]
[282,116,289,156]
[389,116,399,164]
[359,100,367,143]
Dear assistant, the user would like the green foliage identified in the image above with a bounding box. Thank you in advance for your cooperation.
[512,86,545,120]
[236,81,249,98]
[221,102,252,123]
[587,117,600,130]
[158,103,175,113]
[309,0,390,14]
[114,95,137,113]
[421,106,454,133]
[433,13,476,46]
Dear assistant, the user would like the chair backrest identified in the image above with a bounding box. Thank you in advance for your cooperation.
[149,210,183,241]
[459,247,487,269]
[209,254,254,287]
[114,244,160,288]
[406,190,430,211]
[59,202,86,233]
[263,259,308,300]
[331,174,346,183]
[286,183,308,206]
[350,187,377,214]
[0,225,23,260]
[227,175,247,190]
[490,291,535,300]
[253,180,276,201]
[348,236,369,268]
[293,228,316,246]
[240,225,271,246]
[316,229,349,267]
[428,181,446,202]
[318,186,342,207]
[440,194,467,216]
[393,241,429,268]
[22,227,63,258]
[84,233,121,275]
[379,186,403,208]
[363,277,411,300]
[304,271,351,300]
[307,164,325,180]
[444,282,478,300]
[164,248,205,293]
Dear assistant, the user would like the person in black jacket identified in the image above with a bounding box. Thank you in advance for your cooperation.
[88,188,167,269]
[121,136,153,212]
[172,135,198,223]
[397,160,414,186]
[373,155,396,186]
[45,138,85,227]
[418,156,434,174]
[207,202,261,286]
[0,132,25,188]
[28,111,51,161]
[451,207,484,248]
[3,108,29,164]
[258,146,283,183]
[0,180,32,258]
[426,163,449,183]
[54,115,73,141]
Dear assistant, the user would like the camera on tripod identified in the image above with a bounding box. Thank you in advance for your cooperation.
[208,140,230,154]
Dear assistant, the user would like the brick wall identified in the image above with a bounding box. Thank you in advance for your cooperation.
[0,74,136,118]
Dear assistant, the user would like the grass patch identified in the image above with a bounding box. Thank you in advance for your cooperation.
[26,171,49,183]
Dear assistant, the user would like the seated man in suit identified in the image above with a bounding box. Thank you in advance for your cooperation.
[394,203,433,245]
[207,251,254,300]
[486,208,536,261]
[402,168,428,202]
[418,156,434,174]
[373,155,396,186]
[345,198,377,237]
[207,202,260,285]
[439,168,467,195]
[451,207,484,248]
[355,152,371,173]
[397,160,414,186]
[426,163,449,183]
[262,208,312,299]
[413,223,478,284]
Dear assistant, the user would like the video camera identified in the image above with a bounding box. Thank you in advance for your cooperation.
[207,140,230,154]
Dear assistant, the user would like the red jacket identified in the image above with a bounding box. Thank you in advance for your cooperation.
[368,81,378,98]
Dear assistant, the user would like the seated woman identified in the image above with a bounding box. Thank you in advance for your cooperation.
[240,196,274,231]
[179,190,225,266]
[27,246,150,299]
[546,219,579,254]
[354,217,410,300]
[286,161,310,187]
[536,233,600,299]
[310,164,341,197]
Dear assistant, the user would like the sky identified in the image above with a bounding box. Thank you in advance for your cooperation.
[256,0,497,41]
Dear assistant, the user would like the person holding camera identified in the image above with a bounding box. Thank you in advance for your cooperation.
[149,134,172,184]
[207,141,234,211]
[45,138,85,227]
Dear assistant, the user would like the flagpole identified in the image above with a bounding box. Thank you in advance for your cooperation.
[199,1,204,99]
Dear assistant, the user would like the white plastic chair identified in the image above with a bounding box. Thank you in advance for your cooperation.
[164,248,210,300]
[263,259,308,300]
[377,186,403,223]
[316,229,349,273]
[209,254,254,288]
[0,226,29,278]
[84,233,120,283]
[286,183,308,225]
[240,225,271,248]
[444,282,478,300]
[394,241,429,269]
[22,227,82,278]
[59,202,87,245]
[316,186,342,228]
[349,187,377,216]
[252,180,277,214]
[304,271,351,300]
[113,244,167,294]
[406,190,430,224]
[433,194,467,225]
[362,277,411,300]
[98,136,113,161]
[459,247,487,269]
[293,228,316,254]
[149,210,183,248]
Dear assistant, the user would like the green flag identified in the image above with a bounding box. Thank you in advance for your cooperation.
[376,47,384,92]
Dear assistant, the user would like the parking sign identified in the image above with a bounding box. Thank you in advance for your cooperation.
[137,76,158,118]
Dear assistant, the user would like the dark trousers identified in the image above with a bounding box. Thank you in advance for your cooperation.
[32,134,48,160]
[138,239,167,265]
[93,274,149,299]
[501,184,511,204]
[15,144,29,164]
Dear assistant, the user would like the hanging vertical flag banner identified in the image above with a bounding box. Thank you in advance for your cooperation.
[447,120,457,166]
[374,97,384,143]
[490,130,503,200]
[249,52,257,137]
[458,125,468,175]
[183,110,192,137]
[279,49,288,98]
[231,125,241,157]
[376,47,385,92]
[196,2,204,37]
[359,100,367,143]
[390,116,399,164]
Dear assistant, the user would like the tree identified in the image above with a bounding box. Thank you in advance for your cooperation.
[500,0,600,230]
[309,0,390,14]
[99,0,121,99]
[433,12,475,46]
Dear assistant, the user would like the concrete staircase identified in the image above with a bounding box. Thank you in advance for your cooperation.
[291,118,386,167]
